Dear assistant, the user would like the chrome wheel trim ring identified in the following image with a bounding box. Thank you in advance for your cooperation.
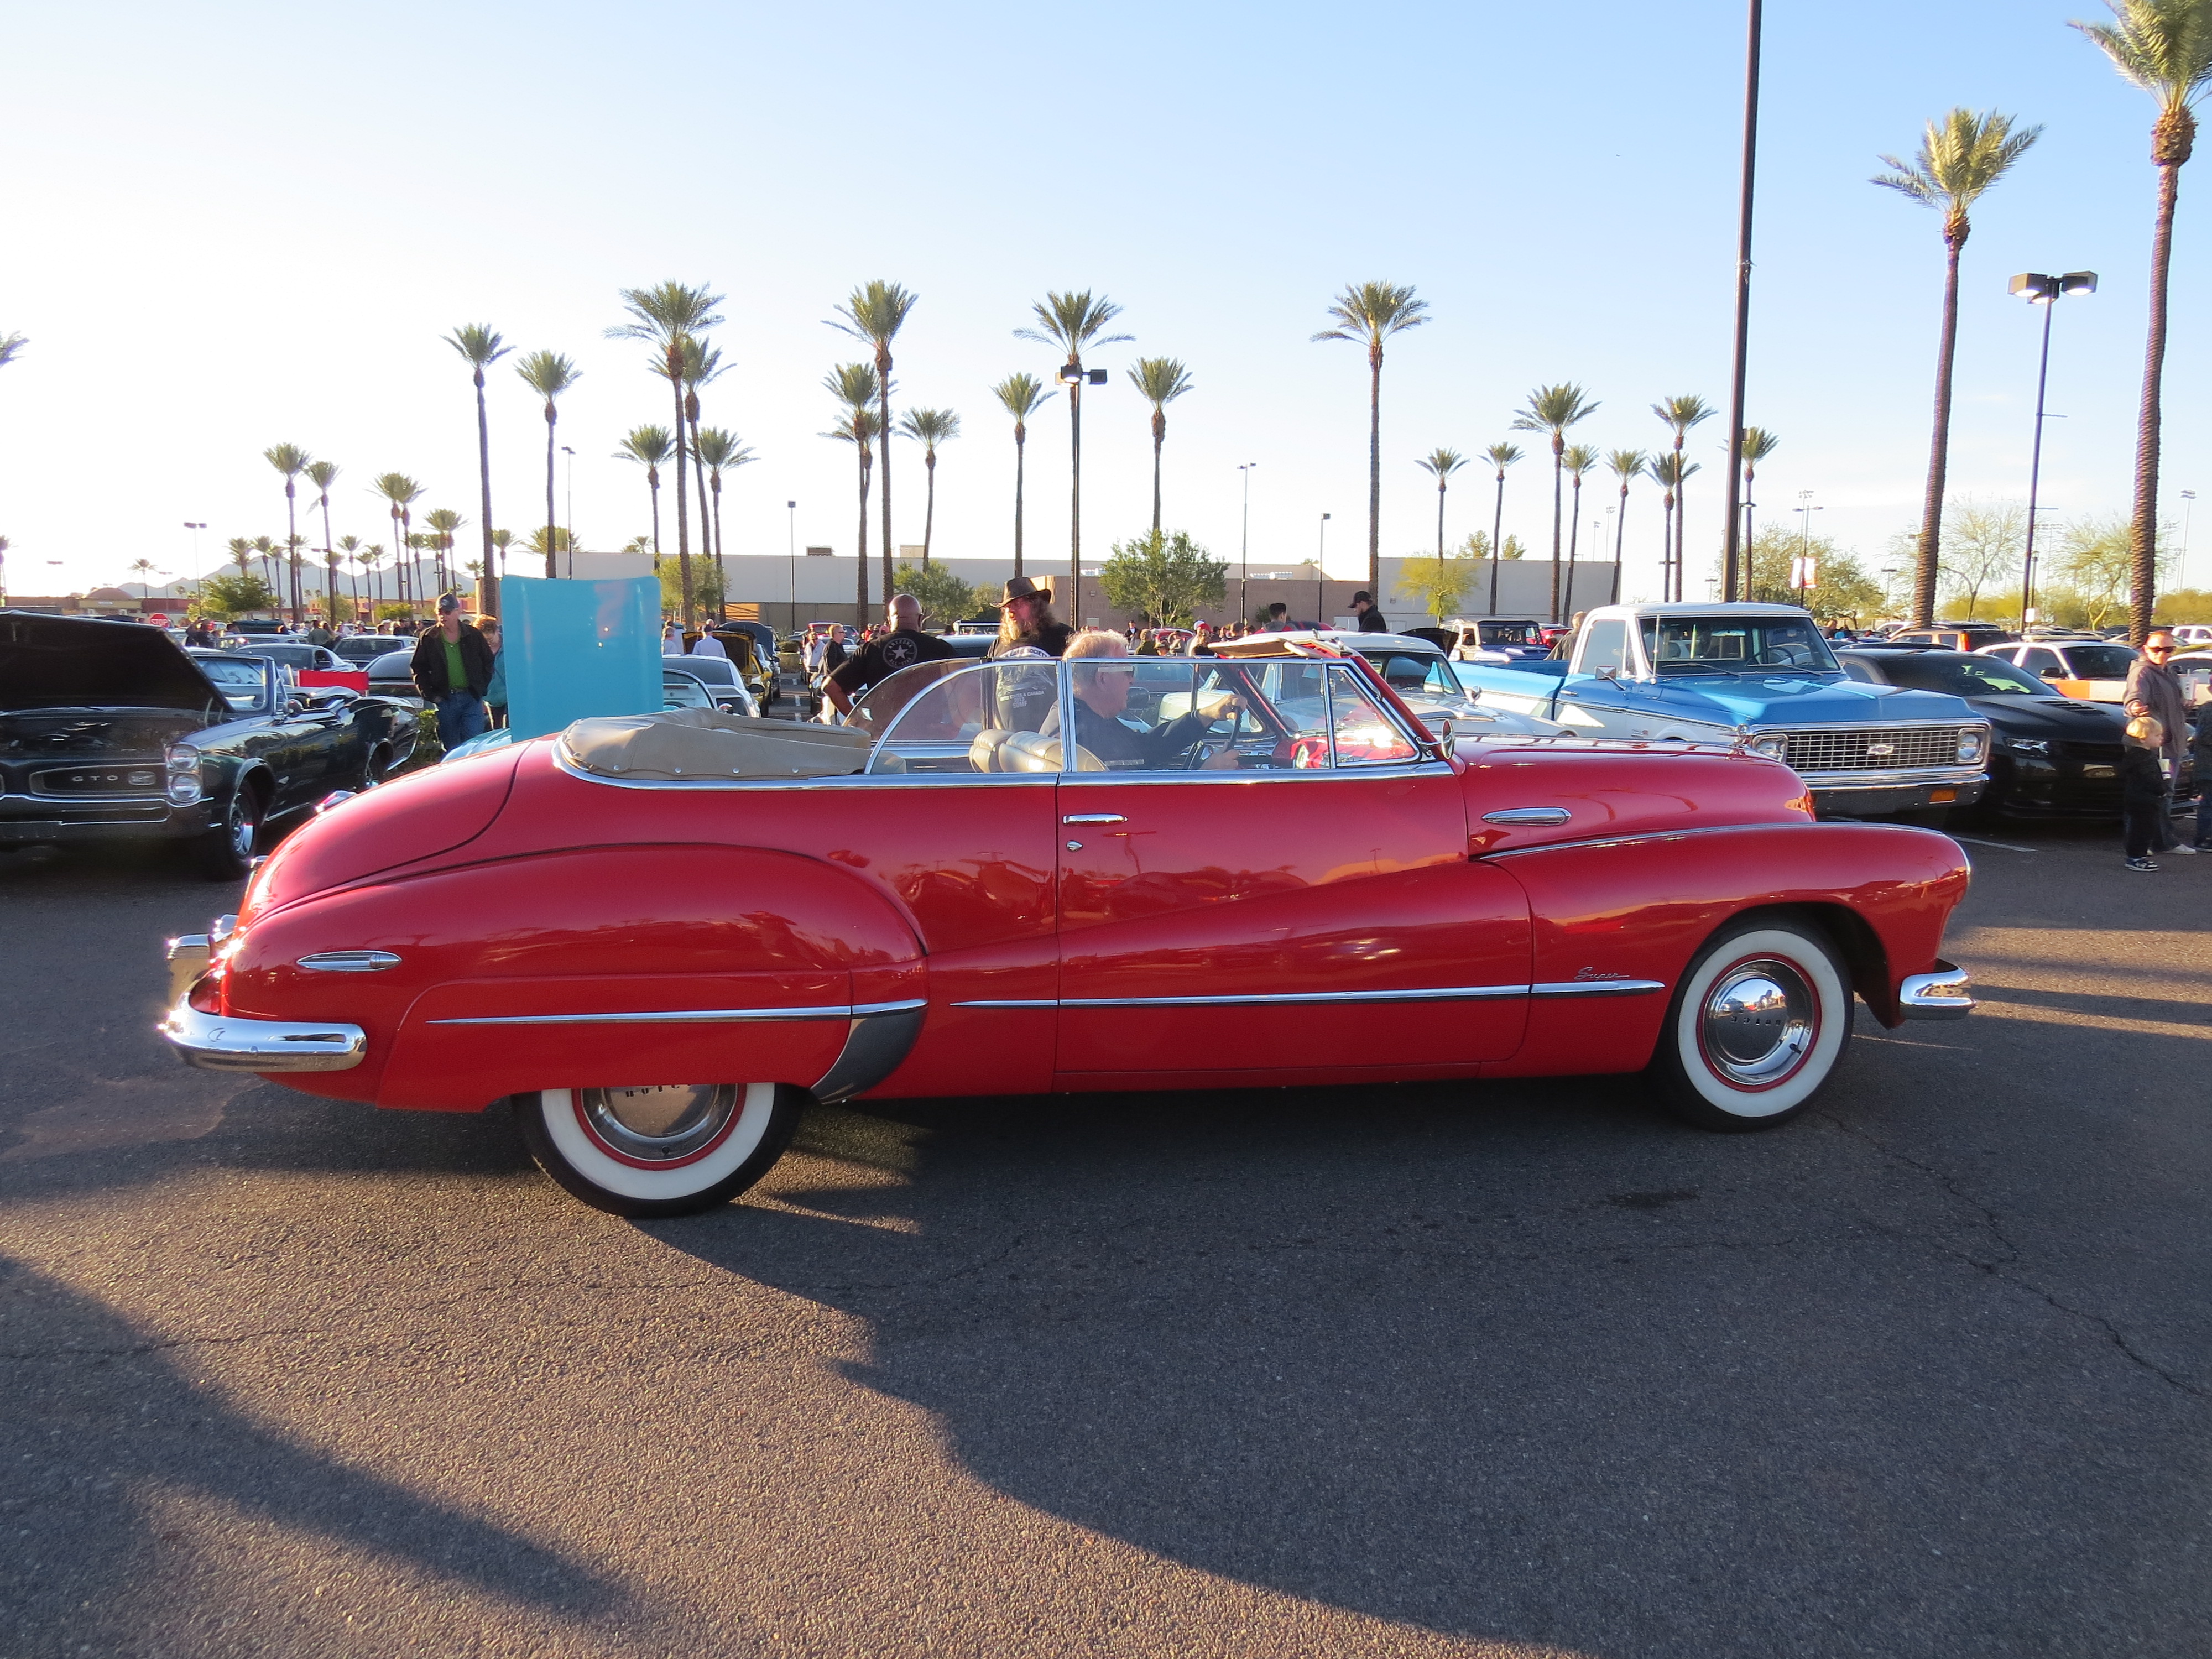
[228,799,258,858]
[577,1083,739,1165]
[1697,958,1817,1089]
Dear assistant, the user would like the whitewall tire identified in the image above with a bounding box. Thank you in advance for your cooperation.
[515,1081,805,1218]
[1647,921,1853,1131]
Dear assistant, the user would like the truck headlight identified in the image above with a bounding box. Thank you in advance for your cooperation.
[1957,729,1989,764]
[1748,733,1790,761]
[164,744,204,806]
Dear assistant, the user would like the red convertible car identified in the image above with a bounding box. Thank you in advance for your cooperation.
[160,650,1976,1217]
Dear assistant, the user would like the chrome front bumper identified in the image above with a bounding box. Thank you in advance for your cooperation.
[160,995,367,1072]
[1898,961,1974,1021]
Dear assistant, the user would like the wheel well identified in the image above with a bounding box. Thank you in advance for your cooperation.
[234,768,274,813]
[1720,901,1891,1020]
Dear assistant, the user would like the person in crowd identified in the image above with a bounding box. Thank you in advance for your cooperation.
[823,624,849,674]
[1265,602,1291,632]
[662,621,684,655]
[801,626,827,677]
[1191,621,1217,656]
[1135,630,1161,656]
[825,594,954,716]
[2125,630,2194,855]
[1064,629,1240,769]
[2122,713,2169,872]
[481,617,508,730]
[1350,591,1389,633]
[690,629,727,659]
[992,577,1072,659]
[410,593,494,749]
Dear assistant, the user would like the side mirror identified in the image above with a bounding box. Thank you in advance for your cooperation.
[1594,663,1619,680]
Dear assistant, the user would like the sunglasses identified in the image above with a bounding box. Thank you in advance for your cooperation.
[2145,645,2174,654]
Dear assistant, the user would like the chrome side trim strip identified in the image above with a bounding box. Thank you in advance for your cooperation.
[1485,822,1828,859]
[1061,984,1533,1007]
[1483,807,1572,826]
[160,997,367,1073]
[296,950,403,972]
[948,999,1058,1009]
[1527,979,1667,998]
[424,997,929,1027]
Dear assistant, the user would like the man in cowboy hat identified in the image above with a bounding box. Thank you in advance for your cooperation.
[991,576,1073,660]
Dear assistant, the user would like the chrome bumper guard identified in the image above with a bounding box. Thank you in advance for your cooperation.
[1898,961,1974,1021]
[160,994,367,1072]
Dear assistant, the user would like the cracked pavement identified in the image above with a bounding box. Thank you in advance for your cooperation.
[1,821,2206,1657]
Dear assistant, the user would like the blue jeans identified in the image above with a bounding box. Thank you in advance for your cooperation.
[434,690,487,750]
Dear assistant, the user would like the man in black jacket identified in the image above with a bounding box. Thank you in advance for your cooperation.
[1350,591,1390,632]
[410,592,495,749]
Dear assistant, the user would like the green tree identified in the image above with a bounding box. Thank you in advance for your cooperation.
[896,408,959,565]
[1312,281,1430,594]
[1874,108,2042,627]
[305,460,340,614]
[2073,0,2212,641]
[891,561,989,627]
[1126,357,1194,531]
[514,349,581,580]
[1395,540,1474,621]
[250,535,280,592]
[1733,428,1781,596]
[823,363,883,614]
[199,571,278,617]
[2051,513,2179,627]
[608,281,723,623]
[1097,529,1227,627]
[1482,442,1524,612]
[992,372,1055,579]
[658,547,722,619]
[1018,290,1133,601]
[1745,528,1885,620]
[614,424,676,566]
[1650,395,1714,601]
[369,473,424,607]
[442,323,510,613]
[693,427,756,591]
[263,442,312,622]
[1939,498,2028,619]
[1511,384,1600,622]
[830,281,920,609]
[1605,450,1647,567]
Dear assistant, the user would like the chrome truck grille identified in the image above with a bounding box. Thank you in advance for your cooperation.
[1781,727,1966,773]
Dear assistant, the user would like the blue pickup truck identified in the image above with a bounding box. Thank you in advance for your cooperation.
[1454,602,1992,818]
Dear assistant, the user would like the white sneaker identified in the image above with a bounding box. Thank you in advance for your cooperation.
[2170,842,2200,855]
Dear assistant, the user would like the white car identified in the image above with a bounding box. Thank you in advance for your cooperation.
[1225,631,1568,741]
[1976,639,2138,704]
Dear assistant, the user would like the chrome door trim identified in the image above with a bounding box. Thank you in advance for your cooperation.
[1062,813,1126,824]
[425,997,926,1027]
[296,950,403,972]
[1482,807,1572,826]
[957,984,1542,1009]
[1527,979,1667,998]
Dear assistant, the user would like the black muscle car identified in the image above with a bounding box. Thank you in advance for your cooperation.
[1,612,427,878]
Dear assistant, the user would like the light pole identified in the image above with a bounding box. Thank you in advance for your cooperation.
[560,446,576,578]
[1720,0,1766,604]
[1238,462,1258,624]
[2010,270,2096,627]
[1318,512,1331,624]
[181,521,206,581]
[787,500,798,622]
[2179,489,2196,591]
[1792,493,1823,606]
[1060,363,1110,619]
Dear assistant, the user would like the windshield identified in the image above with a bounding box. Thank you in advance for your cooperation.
[1870,653,2057,698]
[2063,644,2138,679]
[1352,646,1464,699]
[1478,621,1541,648]
[1640,615,1837,675]
[195,657,271,712]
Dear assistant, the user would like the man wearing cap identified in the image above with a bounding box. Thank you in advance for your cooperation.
[1350,591,1389,632]
[410,592,495,749]
[825,594,955,717]
[991,576,1073,659]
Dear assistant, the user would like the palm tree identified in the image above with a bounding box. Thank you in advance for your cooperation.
[1126,357,1194,531]
[829,282,920,607]
[1018,290,1133,604]
[370,474,424,607]
[693,427,756,594]
[1734,427,1782,597]
[488,528,514,591]
[127,556,161,595]
[1650,453,1697,597]
[251,535,280,593]
[1562,444,1599,568]
[424,508,466,597]
[1511,384,1600,622]
[824,363,884,613]
[661,335,729,595]
[263,443,312,623]
[441,324,510,614]
[1312,282,1431,594]
[336,535,366,613]
[1483,442,1524,613]
[1651,395,1715,601]
[305,460,340,607]
[896,409,960,565]
[1605,450,1647,566]
[1874,109,2042,628]
[514,349,581,581]
[992,372,1055,578]
[226,537,253,584]
[356,543,383,615]
[608,282,724,624]
[614,425,676,566]
[1414,449,1468,563]
[0,333,24,370]
[2072,4,2212,641]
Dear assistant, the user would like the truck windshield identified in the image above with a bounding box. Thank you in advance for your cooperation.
[1640,616,1837,675]
[1478,621,1541,648]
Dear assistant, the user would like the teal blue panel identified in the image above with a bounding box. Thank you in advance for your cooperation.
[502,576,660,739]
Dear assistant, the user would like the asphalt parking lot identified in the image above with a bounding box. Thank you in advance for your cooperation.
[2,818,2206,1658]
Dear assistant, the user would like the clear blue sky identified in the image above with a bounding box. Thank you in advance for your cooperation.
[4,0,2205,605]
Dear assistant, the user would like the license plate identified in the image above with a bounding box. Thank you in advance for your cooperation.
[2081,764,2116,778]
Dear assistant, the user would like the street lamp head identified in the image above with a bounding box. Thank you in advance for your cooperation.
[2060,271,2098,296]
[2009,272,2057,302]
[1058,366,1083,386]
[787,500,796,510]
[1322,512,1331,521]
[1086,368,1107,385]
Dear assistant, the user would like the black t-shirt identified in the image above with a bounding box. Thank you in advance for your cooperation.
[1356,608,1390,632]
[992,622,1073,660]
[830,628,954,695]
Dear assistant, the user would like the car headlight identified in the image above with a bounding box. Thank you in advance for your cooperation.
[1957,729,1989,764]
[164,743,204,806]
[2005,737,2049,757]
[1747,733,1791,761]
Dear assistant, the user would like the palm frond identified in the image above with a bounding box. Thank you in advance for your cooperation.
[304,460,341,492]
[423,508,466,535]
[992,371,1056,420]
[1605,448,1647,482]
[614,425,676,468]
[1652,394,1715,436]
[606,281,724,346]
[1485,442,1525,471]
[0,333,28,369]
[693,427,757,472]
[515,349,582,399]
[898,408,961,448]
[1416,448,1468,480]
[822,408,883,446]
[1311,280,1428,346]
[442,323,511,368]
[370,472,424,508]
[823,362,883,411]
[827,280,920,348]
[263,442,312,478]
[1126,356,1193,407]
[2073,0,2212,108]
[1871,108,2042,212]
[1015,289,1131,355]
[1510,383,1599,436]
[1739,426,1782,464]
[1561,444,1600,477]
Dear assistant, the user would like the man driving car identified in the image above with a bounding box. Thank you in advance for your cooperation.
[1064,630,1243,769]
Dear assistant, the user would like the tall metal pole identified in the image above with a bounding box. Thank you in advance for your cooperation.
[1720,0,1764,604]
[1239,463,1256,624]
[2020,296,2057,625]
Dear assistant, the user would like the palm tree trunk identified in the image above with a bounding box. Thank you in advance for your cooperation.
[1662,492,1676,599]
[1567,475,1583,615]
[1013,428,1026,580]
[669,362,693,627]
[2131,156,2182,643]
[1488,473,1506,613]
[1671,437,1688,602]
[1436,483,1446,558]
[1069,369,1084,614]
[1615,484,1630,564]
[689,409,715,616]
[1547,444,1564,623]
[855,441,871,618]
[923,452,937,565]
[649,480,661,568]
[1911,237,1964,628]
[1151,411,1165,534]
[711,477,725,603]
[284,488,300,624]
[320,498,335,615]
[877,352,894,617]
[1365,350,1383,596]
[473,372,497,615]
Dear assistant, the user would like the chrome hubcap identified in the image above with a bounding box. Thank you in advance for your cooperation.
[229,806,257,857]
[579,1084,739,1161]
[1699,960,1815,1087]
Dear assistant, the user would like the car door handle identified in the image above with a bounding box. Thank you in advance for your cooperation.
[1063,813,1125,825]
[1482,807,1571,826]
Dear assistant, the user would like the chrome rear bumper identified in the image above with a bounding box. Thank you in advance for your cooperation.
[160,995,367,1072]
[1898,961,1974,1021]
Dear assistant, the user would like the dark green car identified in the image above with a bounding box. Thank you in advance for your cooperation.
[1,612,428,879]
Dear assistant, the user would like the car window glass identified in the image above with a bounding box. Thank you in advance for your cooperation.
[1354,648,1460,698]
[1480,621,1540,648]
[195,658,269,711]
[1840,657,1879,683]
[2065,645,2138,679]
[1189,659,1334,769]
[1326,665,1420,766]
[1579,618,1630,674]
[2020,648,2062,675]
[868,661,1056,774]
[1880,654,2054,697]
[661,672,713,710]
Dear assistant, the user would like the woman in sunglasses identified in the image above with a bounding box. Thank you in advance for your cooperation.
[2125,632,2196,854]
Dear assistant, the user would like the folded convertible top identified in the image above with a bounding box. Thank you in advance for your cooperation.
[559,708,870,781]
